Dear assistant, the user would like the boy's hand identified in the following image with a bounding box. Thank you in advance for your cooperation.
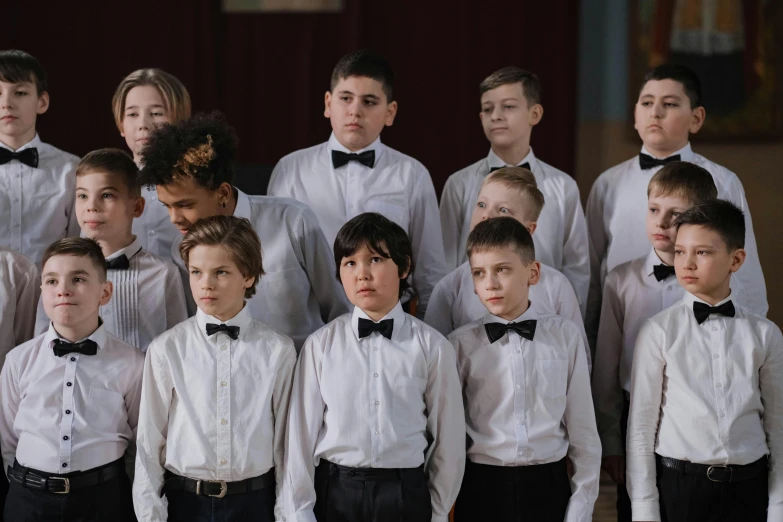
[601,455,626,484]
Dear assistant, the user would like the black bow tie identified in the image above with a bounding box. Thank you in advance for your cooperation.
[485,320,537,344]
[332,149,375,169]
[52,338,98,357]
[106,255,130,270]
[206,323,240,340]
[358,318,394,339]
[653,264,676,282]
[490,162,530,173]
[693,300,735,325]
[0,147,39,168]
[638,153,680,170]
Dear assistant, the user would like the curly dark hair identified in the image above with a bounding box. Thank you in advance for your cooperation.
[138,111,238,191]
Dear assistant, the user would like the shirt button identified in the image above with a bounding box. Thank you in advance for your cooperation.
[220,419,228,425]
[716,383,723,388]
[719,412,726,418]
[667,285,673,290]
[374,347,378,352]
[375,429,381,434]
[66,382,72,387]
[516,349,521,354]
[713,353,720,359]
[516,385,522,390]
[70,357,76,362]
[220,345,227,351]
[374,400,380,406]
[220,459,227,465]
[375,458,380,463]
[373,373,378,378]
[149,230,156,235]
[712,327,718,332]
[220,381,227,387]
[62,463,67,468]
[63,436,69,441]
[104,308,112,315]
[517,419,523,425]
[65,410,71,414]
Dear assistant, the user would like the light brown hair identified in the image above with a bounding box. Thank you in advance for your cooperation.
[111,68,192,132]
[42,238,107,282]
[483,166,546,221]
[647,161,718,205]
[179,216,264,299]
[76,148,141,197]
[480,67,541,106]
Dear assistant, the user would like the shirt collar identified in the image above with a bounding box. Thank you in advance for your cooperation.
[682,290,734,309]
[196,304,252,342]
[645,248,674,278]
[233,187,252,220]
[105,236,143,262]
[328,132,384,165]
[640,142,693,163]
[351,301,406,341]
[0,133,41,153]
[44,320,107,352]
[486,147,537,172]
[483,300,539,325]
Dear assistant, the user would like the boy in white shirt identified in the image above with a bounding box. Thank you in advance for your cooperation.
[448,216,600,522]
[585,64,767,348]
[134,215,296,521]
[0,238,143,521]
[627,200,783,522]
[268,50,446,317]
[72,148,187,351]
[0,248,39,364]
[439,66,589,313]
[592,161,718,522]
[426,167,588,365]
[0,50,80,265]
[284,212,465,522]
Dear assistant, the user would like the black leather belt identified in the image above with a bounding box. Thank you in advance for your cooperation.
[322,460,425,482]
[7,458,124,495]
[657,454,768,483]
[163,469,274,499]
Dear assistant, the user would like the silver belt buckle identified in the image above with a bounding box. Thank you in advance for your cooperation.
[195,479,228,498]
[707,465,732,482]
[49,476,70,494]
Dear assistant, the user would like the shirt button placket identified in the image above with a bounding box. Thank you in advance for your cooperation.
[60,353,78,473]
[216,339,231,476]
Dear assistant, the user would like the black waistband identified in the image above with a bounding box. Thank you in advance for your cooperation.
[163,468,274,498]
[8,457,125,495]
[320,460,425,482]
[656,454,768,483]
[465,457,567,480]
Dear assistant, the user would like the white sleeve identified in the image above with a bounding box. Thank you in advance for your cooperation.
[422,279,456,337]
[0,356,21,474]
[559,180,590,317]
[439,174,468,272]
[272,341,297,522]
[584,179,609,353]
[163,262,189,329]
[13,260,40,348]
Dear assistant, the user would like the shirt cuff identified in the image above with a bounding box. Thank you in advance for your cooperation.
[631,501,661,522]
[564,499,594,522]
[432,514,450,522]
[767,505,783,522]
[292,510,317,522]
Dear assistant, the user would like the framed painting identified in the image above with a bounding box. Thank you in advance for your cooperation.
[629,0,782,140]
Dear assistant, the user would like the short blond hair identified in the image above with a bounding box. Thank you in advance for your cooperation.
[111,68,191,132]
[483,166,545,221]
[179,216,264,299]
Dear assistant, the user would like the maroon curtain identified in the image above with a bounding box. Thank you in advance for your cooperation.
[1,0,579,195]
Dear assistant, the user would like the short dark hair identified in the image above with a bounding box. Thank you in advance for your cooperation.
[641,63,702,108]
[467,216,536,265]
[674,199,745,251]
[330,50,395,102]
[76,148,141,197]
[333,212,413,299]
[480,67,541,107]
[42,238,107,282]
[138,111,237,191]
[179,215,264,299]
[0,50,47,95]
[648,161,718,205]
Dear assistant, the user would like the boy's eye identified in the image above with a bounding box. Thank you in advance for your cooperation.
[671,211,681,217]
[216,270,227,276]
[126,112,138,118]
[45,278,57,285]
[503,105,515,110]
[674,249,683,255]
[640,101,652,107]
[499,207,510,214]
[649,207,657,213]
[15,91,28,96]
[664,103,678,108]
[102,193,114,199]
[477,202,486,209]
[152,112,165,117]
[364,100,377,106]
[343,260,355,267]
[72,277,84,283]
[698,250,708,255]
[76,193,87,199]
[370,257,383,263]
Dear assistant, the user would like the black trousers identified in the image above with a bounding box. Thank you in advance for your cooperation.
[313,460,431,522]
[3,460,134,522]
[167,486,275,522]
[616,394,631,522]
[454,458,571,522]
[656,456,769,522]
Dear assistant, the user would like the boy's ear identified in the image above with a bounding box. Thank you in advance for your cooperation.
[324,91,333,119]
[528,260,541,286]
[526,222,538,235]
[37,91,50,115]
[689,106,706,134]
[399,255,411,281]
[529,103,543,126]
[99,280,113,307]
[729,248,746,274]
[132,196,146,218]
[243,274,255,290]
[384,100,398,127]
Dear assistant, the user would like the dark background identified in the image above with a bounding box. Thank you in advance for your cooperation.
[0,0,579,195]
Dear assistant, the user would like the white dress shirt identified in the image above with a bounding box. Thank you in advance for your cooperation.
[268,133,447,316]
[172,188,350,350]
[0,322,143,475]
[439,148,590,314]
[448,307,601,522]
[0,134,80,265]
[131,185,181,261]
[0,249,40,365]
[283,303,465,522]
[627,292,783,522]
[424,261,591,370]
[585,143,768,348]
[133,305,297,522]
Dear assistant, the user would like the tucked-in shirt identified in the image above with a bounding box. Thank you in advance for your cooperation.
[627,292,783,522]
[268,133,447,316]
[449,308,601,522]
[0,134,80,265]
[0,323,143,474]
[133,305,296,522]
[424,261,591,370]
[0,249,40,365]
[132,185,180,262]
[283,303,465,522]
[439,148,590,314]
[172,188,350,350]
[584,143,768,348]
